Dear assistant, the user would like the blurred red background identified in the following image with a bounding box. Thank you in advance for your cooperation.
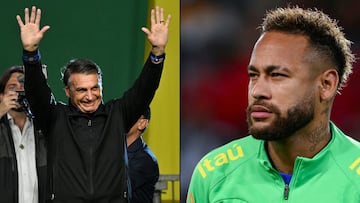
[181,0,360,201]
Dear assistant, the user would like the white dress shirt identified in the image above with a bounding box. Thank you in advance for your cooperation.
[8,114,38,203]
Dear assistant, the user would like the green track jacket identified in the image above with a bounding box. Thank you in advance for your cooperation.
[187,122,360,203]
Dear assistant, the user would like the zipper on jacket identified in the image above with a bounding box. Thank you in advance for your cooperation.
[50,163,56,200]
[89,147,94,195]
[88,119,94,196]
[283,184,290,200]
[50,193,55,200]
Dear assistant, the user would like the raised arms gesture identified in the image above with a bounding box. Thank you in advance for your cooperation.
[16,6,50,52]
[141,6,171,56]
[16,6,170,55]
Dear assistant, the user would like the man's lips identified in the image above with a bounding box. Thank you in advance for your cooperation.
[81,100,96,107]
[250,105,272,119]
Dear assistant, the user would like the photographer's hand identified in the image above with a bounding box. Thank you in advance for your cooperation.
[0,91,20,118]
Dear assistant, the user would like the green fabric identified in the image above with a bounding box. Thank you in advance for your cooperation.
[1,1,148,102]
[187,122,360,202]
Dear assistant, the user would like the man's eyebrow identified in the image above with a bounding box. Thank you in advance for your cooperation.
[248,65,257,71]
[75,87,87,91]
[248,64,291,74]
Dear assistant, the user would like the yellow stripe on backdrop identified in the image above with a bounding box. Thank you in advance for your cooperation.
[143,0,180,202]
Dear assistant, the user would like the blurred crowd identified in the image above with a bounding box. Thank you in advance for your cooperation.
[181,0,360,201]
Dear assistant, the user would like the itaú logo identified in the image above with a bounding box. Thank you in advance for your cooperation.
[349,157,360,174]
[197,144,244,178]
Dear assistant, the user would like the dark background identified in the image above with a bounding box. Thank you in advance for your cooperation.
[181,0,360,201]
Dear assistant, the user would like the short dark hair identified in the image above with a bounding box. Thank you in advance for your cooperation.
[0,66,24,94]
[61,58,102,87]
[261,6,355,91]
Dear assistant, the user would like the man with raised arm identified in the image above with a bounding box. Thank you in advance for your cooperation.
[16,5,170,203]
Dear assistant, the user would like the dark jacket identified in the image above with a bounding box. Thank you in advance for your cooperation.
[128,137,159,203]
[23,51,164,203]
[0,115,47,203]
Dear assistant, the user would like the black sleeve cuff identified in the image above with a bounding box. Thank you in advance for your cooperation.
[22,50,41,63]
[149,52,165,64]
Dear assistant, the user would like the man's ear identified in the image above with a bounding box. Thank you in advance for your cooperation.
[0,94,3,102]
[138,119,149,131]
[319,69,338,101]
[64,86,70,98]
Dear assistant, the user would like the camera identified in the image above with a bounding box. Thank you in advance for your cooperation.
[15,90,33,118]
[16,90,26,105]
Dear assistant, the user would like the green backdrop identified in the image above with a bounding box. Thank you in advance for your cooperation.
[1,0,148,102]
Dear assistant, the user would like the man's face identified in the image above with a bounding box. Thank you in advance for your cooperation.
[5,72,24,93]
[246,31,317,141]
[65,73,102,113]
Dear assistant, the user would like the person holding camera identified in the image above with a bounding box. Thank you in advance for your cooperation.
[0,65,47,203]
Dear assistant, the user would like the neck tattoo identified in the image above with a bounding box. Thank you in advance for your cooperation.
[307,121,328,152]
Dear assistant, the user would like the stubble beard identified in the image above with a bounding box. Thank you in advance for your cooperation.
[246,93,315,141]
[12,107,24,113]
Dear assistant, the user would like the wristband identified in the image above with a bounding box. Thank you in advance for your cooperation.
[23,51,41,62]
[150,53,165,64]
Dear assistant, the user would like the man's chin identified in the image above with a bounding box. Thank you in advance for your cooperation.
[249,124,280,141]
[80,106,97,114]
[249,122,271,132]
[250,129,269,140]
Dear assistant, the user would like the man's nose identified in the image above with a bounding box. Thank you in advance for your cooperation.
[250,77,271,100]
[85,90,94,100]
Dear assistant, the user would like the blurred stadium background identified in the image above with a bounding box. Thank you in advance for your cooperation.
[181,0,360,201]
